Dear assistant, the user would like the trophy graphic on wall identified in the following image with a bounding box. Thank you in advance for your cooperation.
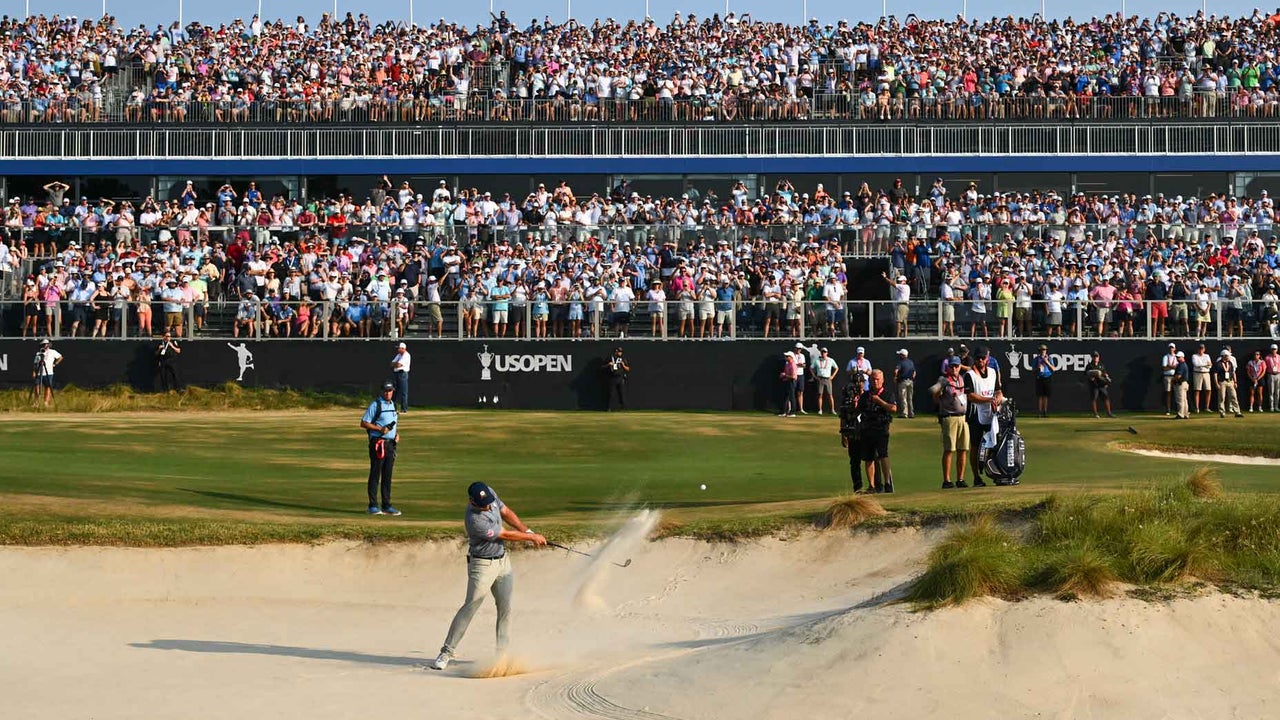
[478,344,495,381]
[1005,344,1022,380]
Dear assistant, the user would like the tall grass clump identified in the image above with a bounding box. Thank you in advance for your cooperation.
[905,515,1026,607]
[1184,466,1224,499]
[822,495,888,530]
[1030,540,1120,599]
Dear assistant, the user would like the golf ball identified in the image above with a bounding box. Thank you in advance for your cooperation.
[700,484,707,491]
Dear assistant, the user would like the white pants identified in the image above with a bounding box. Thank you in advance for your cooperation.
[441,555,513,656]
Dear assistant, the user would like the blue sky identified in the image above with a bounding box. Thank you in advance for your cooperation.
[9,0,1271,29]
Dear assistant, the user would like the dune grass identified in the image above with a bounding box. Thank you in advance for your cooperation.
[822,495,889,530]
[905,468,1280,606]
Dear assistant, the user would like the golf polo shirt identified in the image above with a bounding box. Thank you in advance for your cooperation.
[465,495,506,559]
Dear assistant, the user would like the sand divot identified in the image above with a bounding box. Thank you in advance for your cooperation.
[1120,446,1280,466]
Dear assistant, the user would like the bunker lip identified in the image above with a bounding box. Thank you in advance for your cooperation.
[1117,445,1280,466]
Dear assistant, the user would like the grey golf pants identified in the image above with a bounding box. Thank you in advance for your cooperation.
[898,379,914,417]
[441,555,513,656]
[1270,374,1280,411]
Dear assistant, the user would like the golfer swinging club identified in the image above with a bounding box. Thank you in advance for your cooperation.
[430,482,546,671]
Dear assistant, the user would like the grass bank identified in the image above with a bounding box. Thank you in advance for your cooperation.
[0,383,364,413]
[905,468,1280,606]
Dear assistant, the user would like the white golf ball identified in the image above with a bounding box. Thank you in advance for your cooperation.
[699,484,707,491]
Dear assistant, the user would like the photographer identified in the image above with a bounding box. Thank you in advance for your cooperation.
[931,355,970,489]
[605,347,630,410]
[155,331,182,392]
[1084,351,1114,418]
[32,339,62,408]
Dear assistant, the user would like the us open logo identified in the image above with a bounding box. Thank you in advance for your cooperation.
[493,354,573,373]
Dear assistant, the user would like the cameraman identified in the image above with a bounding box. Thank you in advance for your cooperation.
[837,378,864,492]
[156,331,182,392]
[32,338,62,408]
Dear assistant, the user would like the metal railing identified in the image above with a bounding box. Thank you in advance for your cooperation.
[4,298,1276,342]
[1,91,1272,127]
[7,220,1276,266]
[4,121,1280,159]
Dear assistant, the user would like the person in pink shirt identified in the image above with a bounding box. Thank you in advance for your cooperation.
[1089,276,1117,337]
[1247,349,1267,413]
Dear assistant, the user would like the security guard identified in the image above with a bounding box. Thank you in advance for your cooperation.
[359,381,400,515]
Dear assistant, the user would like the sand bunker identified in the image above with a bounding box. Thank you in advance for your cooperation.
[1121,446,1280,466]
[3,529,1279,719]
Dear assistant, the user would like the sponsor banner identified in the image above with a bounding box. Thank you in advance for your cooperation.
[0,338,1261,413]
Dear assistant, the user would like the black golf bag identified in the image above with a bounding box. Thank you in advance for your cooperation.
[983,398,1025,485]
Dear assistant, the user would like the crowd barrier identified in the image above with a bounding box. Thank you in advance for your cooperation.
[0,337,1258,414]
[8,220,1275,264]
[1,92,1271,126]
[4,298,1276,343]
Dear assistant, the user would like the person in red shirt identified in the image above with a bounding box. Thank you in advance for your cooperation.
[326,209,347,243]
[1247,349,1267,413]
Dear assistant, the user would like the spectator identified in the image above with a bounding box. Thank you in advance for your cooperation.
[857,369,897,494]
[893,348,915,419]
[1214,348,1244,417]
[813,346,838,415]
[931,355,969,489]
[1032,344,1055,418]
[1085,351,1115,418]
[1172,350,1191,418]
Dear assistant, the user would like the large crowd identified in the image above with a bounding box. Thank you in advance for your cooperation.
[4,174,1280,341]
[6,9,1280,124]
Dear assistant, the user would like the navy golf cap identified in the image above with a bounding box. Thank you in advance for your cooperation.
[381,380,395,391]
[943,355,963,370]
[468,482,496,506]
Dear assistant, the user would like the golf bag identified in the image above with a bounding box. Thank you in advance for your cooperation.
[983,398,1025,485]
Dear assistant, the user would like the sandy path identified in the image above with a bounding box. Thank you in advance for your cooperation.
[2,530,1279,719]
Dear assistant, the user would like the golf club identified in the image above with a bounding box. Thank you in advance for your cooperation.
[548,542,632,568]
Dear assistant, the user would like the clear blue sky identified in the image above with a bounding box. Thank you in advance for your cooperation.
[9,0,1272,30]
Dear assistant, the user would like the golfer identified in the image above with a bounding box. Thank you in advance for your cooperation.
[430,482,545,671]
[359,381,400,516]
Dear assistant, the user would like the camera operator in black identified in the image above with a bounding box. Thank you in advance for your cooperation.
[858,369,898,493]
[605,347,630,410]
[837,378,864,492]
[155,331,182,392]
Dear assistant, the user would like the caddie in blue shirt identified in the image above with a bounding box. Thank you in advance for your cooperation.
[359,381,400,515]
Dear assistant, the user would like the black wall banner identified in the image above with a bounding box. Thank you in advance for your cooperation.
[0,338,1260,414]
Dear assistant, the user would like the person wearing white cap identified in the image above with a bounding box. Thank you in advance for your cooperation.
[792,342,809,413]
[893,349,916,418]
[1161,343,1179,416]
[1267,344,1280,412]
[390,341,412,412]
[812,347,839,414]
[1213,349,1242,418]
[32,338,62,407]
[1172,351,1190,419]
[845,346,872,392]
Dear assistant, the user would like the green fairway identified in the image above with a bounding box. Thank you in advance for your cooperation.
[0,406,1277,545]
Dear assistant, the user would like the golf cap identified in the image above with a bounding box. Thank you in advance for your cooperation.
[974,347,990,359]
[381,380,395,392]
[943,356,963,370]
[795,342,804,349]
[468,482,496,506]
[1220,349,1230,357]
[896,348,908,356]
[1176,351,1186,358]
[856,346,865,354]
[821,347,829,353]
[398,342,407,349]
[1272,344,1279,350]
[1038,344,1048,350]
[40,338,50,346]
[1168,342,1176,348]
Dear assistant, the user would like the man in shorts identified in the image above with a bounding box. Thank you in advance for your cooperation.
[932,355,969,488]
[1190,343,1213,413]
[812,347,838,415]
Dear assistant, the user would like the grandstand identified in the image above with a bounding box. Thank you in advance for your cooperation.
[1,10,1279,347]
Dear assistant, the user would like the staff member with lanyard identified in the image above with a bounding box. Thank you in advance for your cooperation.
[430,482,546,671]
[359,381,400,516]
[391,341,411,412]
